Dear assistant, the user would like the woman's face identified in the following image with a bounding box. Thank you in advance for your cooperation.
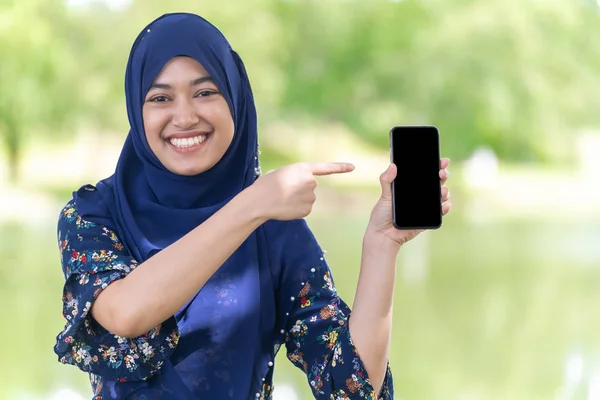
[142,56,235,176]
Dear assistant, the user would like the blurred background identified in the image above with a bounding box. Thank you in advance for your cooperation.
[1,0,600,399]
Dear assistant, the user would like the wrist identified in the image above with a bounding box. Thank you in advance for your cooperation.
[363,228,402,255]
[235,186,269,226]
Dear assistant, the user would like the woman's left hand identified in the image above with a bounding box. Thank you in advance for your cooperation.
[366,158,452,249]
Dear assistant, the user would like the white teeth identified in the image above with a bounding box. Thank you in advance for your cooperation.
[169,134,207,148]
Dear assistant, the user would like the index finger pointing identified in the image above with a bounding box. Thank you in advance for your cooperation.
[307,162,355,176]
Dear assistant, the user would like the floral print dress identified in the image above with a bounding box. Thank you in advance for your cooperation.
[54,199,394,399]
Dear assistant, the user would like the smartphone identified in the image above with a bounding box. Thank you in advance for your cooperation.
[390,125,442,230]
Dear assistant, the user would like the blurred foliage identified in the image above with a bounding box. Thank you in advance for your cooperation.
[273,1,600,162]
[0,0,129,181]
[0,0,76,182]
[2,0,600,182]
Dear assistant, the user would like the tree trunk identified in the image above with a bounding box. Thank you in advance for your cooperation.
[7,141,19,185]
[4,124,21,185]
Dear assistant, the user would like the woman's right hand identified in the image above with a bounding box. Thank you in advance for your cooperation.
[248,162,355,221]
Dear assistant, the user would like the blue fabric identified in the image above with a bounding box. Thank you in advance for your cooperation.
[71,12,270,399]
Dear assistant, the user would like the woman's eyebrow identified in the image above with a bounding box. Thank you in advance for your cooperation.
[149,76,215,90]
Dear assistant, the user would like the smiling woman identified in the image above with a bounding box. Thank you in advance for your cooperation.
[52,11,451,400]
[142,57,235,176]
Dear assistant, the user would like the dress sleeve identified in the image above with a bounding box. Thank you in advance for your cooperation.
[282,247,394,399]
[53,200,180,382]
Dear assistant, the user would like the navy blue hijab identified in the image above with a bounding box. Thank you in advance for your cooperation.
[73,13,282,399]
[77,12,260,261]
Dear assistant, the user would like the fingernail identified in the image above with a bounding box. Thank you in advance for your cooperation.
[445,169,450,178]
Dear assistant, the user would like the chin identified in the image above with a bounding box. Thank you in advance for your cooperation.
[172,166,208,176]
[167,161,214,176]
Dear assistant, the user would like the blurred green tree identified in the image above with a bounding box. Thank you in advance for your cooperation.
[273,0,600,163]
[0,0,128,183]
[3,0,600,185]
[0,0,78,182]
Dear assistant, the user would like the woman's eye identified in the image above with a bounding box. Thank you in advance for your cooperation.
[196,90,218,97]
[149,95,169,103]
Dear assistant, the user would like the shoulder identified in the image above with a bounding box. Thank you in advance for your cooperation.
[262,218,323,271]
[57,193,96,233]
[58,184,98,228]
[57,187,125,254]
[261,218,321,257]
[262,218,315,243]
[57,190,135,278]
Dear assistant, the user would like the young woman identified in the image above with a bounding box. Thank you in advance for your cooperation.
[54,12,451,400]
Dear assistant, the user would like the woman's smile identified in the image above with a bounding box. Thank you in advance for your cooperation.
[165,131,212,153]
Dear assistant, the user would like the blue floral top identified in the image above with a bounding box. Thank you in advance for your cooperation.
[54,199,394,399]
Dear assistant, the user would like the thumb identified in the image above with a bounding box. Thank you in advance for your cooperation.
[379,163,397,199]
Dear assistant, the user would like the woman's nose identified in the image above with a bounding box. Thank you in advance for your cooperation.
[171,99,200,129]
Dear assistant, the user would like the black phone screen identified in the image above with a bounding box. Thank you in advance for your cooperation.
[390,125,442,229]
